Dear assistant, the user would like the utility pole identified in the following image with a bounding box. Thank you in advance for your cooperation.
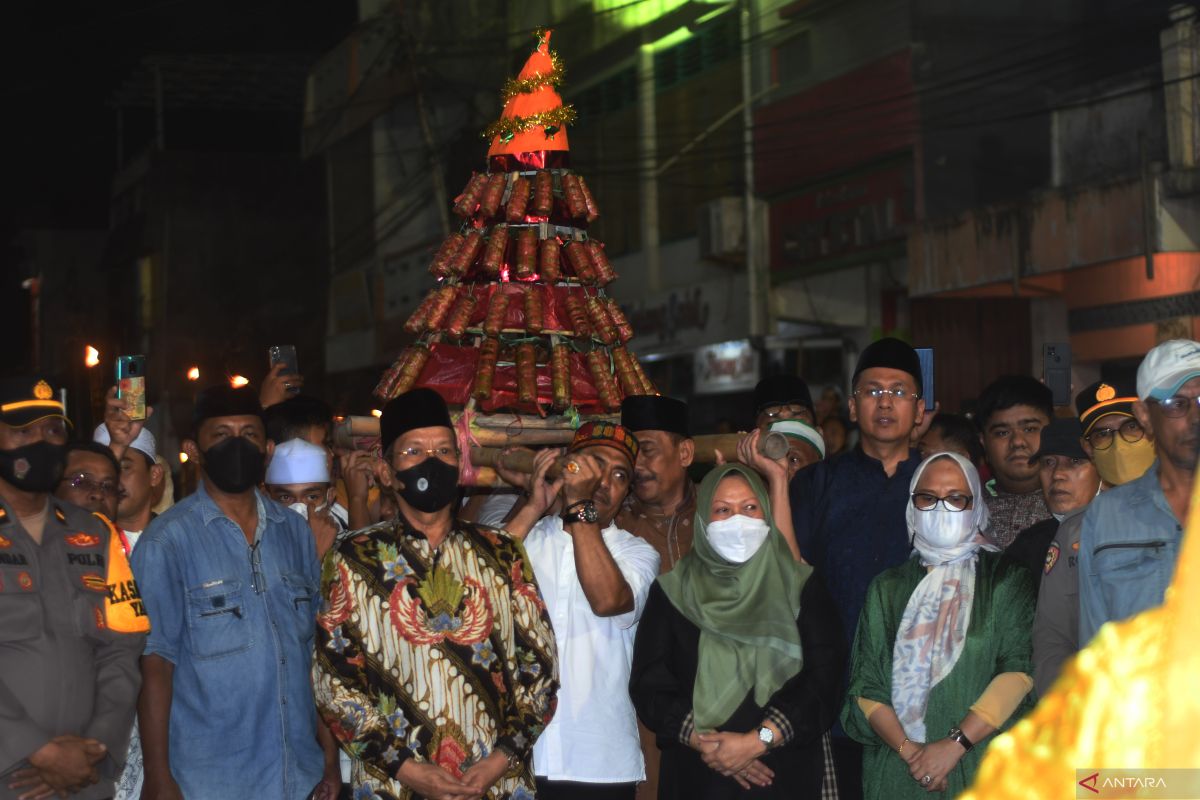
[403,23,452,237]
[639,43,662,292]
[741,0,766,337]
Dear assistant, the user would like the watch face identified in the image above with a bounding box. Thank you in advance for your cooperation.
[581,502,599,523]
[758,727,773,744]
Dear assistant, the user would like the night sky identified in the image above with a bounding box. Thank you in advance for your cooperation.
[1,1,353,358]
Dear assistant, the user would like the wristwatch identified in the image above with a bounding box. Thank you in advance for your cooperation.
[757,726,775,749]
[561,500,599,525]
[947,726,974,752]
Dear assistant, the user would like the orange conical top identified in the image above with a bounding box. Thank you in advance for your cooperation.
[486,30,573,158]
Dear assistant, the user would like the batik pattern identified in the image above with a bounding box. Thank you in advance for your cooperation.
[313,520,558,800]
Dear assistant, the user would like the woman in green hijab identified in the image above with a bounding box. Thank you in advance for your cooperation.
[630,463,845,799]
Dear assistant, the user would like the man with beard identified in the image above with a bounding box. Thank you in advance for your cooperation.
[1079,340,1200,646]
[0,376,146,800]
[502,423,659,800]
[976,376,1054,549]
[312,388,558,800]
[132,384,339,800]
[615,395,696,573]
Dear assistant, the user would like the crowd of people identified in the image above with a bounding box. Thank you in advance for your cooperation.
[1,334,1194,800]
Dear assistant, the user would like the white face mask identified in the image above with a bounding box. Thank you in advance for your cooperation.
[912,507,976,565]
[288,501,328,520]
[706,515,771,564]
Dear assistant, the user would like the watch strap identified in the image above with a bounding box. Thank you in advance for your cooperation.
[947,726,974,752]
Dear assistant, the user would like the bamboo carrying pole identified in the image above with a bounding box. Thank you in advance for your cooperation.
[336,415,790,467]
[333,413,619,451]
[467,432,787,482]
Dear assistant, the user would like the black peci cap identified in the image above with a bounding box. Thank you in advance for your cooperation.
[753,375,814,415]
[380,388,454,453]
[620,394,690,437]
[852,338,922,394]
[193,384,264,431]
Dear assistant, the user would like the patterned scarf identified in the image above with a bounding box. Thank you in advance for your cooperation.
[892,452,996,742]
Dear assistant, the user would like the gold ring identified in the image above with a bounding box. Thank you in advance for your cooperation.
[565,461,581,474]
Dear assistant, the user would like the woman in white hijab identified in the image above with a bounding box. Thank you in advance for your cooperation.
[839,452,1037,798]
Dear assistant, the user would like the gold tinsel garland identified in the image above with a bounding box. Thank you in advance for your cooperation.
[483,105,577,141]
[501,49,565,103]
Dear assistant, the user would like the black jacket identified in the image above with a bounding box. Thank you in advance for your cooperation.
[630,571,845,799]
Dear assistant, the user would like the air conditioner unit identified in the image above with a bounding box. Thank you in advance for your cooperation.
[698,197,745,264]
[698,196,767,265]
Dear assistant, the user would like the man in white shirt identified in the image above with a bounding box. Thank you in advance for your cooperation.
[504,421,660,800]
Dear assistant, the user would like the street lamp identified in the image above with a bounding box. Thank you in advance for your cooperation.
[84,346,100,368]
[229,375,249,388]
[187,366,200,381]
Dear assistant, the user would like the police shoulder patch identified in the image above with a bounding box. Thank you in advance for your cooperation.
[1044,543,1061,575]
[81,573,107,592]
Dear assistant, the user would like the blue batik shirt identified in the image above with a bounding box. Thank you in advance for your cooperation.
[132,482,323,800]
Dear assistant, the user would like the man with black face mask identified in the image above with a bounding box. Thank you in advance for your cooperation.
[313,388,559,800]
[131,384,340,800]
[0,376,147,800]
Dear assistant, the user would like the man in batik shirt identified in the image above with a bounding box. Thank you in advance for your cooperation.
[313,388,558,800]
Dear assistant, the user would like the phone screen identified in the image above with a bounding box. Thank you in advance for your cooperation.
[116,355,147,421]
[915,348,935,410]
[1043,343,1072,406]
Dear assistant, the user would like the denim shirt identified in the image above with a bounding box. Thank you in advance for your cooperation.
[1078,462,1184,647]
[131,483,323,800]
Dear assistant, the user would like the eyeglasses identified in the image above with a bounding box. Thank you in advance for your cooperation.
[396,446,456,460]
[761,404,811,421]
[249,541,266,595]
[854,387,921,402]
[1084,418,1145,450]
[60,474,118,496]
[911,491,973,512]
[1151,395,1200,418]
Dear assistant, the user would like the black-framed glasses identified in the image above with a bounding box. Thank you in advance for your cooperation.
[249,541,266,595]
[396,446,457,460]
[1151,395,1200,418]
[60,474,118,496]
[854,387,921,402]
[911,491,973,512]
[1084,418,1145,450]
[761,404,811,421]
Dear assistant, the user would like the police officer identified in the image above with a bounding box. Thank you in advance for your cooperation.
[0,376,147,800]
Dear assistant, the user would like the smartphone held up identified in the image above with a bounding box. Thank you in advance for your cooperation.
[269,345,301,396]
[115,355,147,421]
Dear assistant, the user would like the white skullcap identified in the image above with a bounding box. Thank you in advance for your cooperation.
[93,423,157,462]
[769,420,826,459]
[265,438,330,485]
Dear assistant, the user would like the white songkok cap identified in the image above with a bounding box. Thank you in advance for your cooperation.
[93,423,157,462]
[769,419,826,460]
[265,438,330,485]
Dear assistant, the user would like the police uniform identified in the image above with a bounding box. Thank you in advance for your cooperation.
[0,378,147,799]
[1032,509,1083,697]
